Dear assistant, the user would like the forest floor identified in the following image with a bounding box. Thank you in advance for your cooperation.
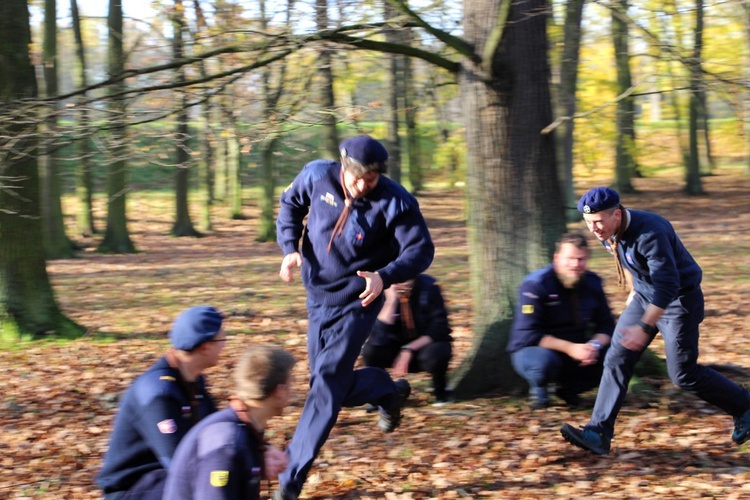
[2,168,750,499]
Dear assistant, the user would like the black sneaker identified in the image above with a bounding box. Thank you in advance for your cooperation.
[732,408,750,445]
[378,379,410,433]
[560,423,611,455]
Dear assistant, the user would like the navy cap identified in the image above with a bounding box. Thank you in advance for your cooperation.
[339,135,388,165]
[169,306,223,351]
[577,186,620,214]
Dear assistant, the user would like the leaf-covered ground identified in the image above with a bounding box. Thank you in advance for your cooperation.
[2,169,750,499]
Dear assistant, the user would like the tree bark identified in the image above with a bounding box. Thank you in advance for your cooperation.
[0,0,84,340]
[316,0,340,159]
[42,0,76,258]
[171,0,200,237]
[70,0,97,237]
[450,0,566,397]
[98,0,136,253]
[686,0,705,195]
[555,0,584,221]
[611,0,636,192]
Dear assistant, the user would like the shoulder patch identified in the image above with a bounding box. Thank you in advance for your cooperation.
[159,376,176,382]
[522,304,534,314]
[210,470,229,487]
[157,419,177,434]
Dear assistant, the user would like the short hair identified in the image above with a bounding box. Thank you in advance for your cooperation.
[341,155,387,177]
[234,345,295,402]
[555,232,589,254]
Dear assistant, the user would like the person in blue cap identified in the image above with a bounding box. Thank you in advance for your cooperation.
[560,186,750,455]
[507,232,615,409]
[97,306,227,499]
[164,344,296,500]
[274,135,434,499]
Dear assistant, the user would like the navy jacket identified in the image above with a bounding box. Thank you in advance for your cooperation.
[97,356,216,494]
[368,274,452,346]
[608,209,702,309]
[506,266,615,353]
[163,407,265,500]
[276,159,434,306]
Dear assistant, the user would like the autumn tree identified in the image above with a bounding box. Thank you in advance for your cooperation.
[0,0,84,340]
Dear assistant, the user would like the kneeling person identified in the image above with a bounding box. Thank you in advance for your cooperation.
[506,233,615,408]
[164,345,295,499]
[362,274,453,403]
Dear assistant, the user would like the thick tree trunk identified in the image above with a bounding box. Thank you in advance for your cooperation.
[257,138,278,242]
[384,0,403,183]
[451,0,566,397]
[98,0,136,253]
[0,0,84,340]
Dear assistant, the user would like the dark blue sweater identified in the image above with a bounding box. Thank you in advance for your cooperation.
[277,159,434,306]
[97,357,217,494]
[609,209,702,309]
[163,408,265,500]
[506,266,615,353]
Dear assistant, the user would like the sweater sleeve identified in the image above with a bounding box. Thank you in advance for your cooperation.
[277,162,320,255]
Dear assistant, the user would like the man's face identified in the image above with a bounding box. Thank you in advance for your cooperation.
[203,329,227,367]
[342,168,380,200]
[553,242,589,288]
[583,208,621,242]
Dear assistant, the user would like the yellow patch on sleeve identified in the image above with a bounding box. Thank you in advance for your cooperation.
[522,304,534,314]
[159,376,176,382]
[210,470,229,487]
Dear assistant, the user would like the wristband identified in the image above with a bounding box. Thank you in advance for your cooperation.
[587,340,602,351]
[637,321,658,336]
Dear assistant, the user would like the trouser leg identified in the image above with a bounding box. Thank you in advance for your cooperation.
[662,289,750,417]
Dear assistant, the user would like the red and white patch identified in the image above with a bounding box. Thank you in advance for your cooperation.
[157,419,177,434]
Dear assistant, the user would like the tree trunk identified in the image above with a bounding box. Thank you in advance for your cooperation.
[0,0,84,340]
[555,0,584,221]
[611,0,636,192]
[384,0,404,183]
[42,0,76,258]
[451,0,566,397]
[257,138,279,242]
[98,0,136,253]
[171,0,200,237]
[316,0,340,159]
[71,0,97,237]
[403,30,421,194]
[686,0,705,195]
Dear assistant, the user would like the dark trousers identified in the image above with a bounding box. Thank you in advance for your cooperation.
[361,340,452,398]
[588,288,750,439]
[510,345,606,398]
[103,469,166,500]
[279,298,400,496]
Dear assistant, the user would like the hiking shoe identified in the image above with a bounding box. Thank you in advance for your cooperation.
[378,379,410,433]
[732,408,750,444]
[560,423,611,455]
[432,389,455,406]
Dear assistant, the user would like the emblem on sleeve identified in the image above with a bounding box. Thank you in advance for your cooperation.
[522,305,534,314]
[157,419,177,434]
[210,470,229,487]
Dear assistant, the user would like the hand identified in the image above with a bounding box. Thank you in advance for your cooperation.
[263,446,288,479]
[357,271,383,307]
[392,350,411,377]
[569,343,599,366]
[279,253,302,283]
[620,324,651,352]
